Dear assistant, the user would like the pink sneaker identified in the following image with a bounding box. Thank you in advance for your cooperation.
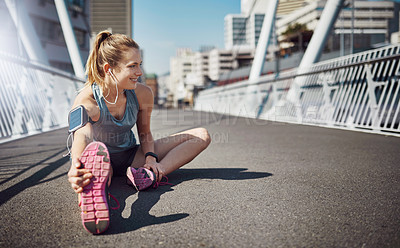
[79,142,111,234]
[126,167,155,191]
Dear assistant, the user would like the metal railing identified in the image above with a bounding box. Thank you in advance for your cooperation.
[194,44,400,136]
[0,51,85,143]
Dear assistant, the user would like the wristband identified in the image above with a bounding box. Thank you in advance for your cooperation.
[145,152,159,163]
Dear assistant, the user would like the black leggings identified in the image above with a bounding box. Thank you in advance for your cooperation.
[109,144,140,176]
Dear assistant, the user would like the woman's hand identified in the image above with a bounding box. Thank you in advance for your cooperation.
[143,159,165,182]
[67,157,93,193]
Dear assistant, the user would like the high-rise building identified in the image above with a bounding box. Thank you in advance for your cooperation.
[224,14,248,50]
[247,13,265,48]
[90,0,132,37]
[225,12,270,50]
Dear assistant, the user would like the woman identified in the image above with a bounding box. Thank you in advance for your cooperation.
[67,31,211,234]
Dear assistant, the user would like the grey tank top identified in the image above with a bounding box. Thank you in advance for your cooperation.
[91,83,139,153]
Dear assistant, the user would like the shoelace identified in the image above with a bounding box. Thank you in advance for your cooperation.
[153,176,173,189]
[109,193,120,210]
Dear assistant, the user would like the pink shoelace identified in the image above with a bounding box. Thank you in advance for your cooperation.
[108,193,120,210]
[153,176,174,189]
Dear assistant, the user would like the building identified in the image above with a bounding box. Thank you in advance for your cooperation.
[224,13,269,50]
[208,49,235,81]
[169,48,195,107]
[224,14,248,50]
[225,0,308,50]
[0,0,90,74]
[241,0,306,17]
[212,0,399,89]
[188,51,210,86]
[90,0,132,37]
[144,73,158,105]
[276,0,307,16]
[170,48,195,86]
[208,48,256,81]
[276,0,398,54]
[157,73,172,108]
[227,0,399,57]
[247,13,265,49]
[168,47,253,107]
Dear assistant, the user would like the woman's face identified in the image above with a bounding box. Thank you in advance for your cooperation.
[111,48,142,90]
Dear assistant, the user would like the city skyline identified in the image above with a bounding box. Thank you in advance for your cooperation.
[133,0,240,76]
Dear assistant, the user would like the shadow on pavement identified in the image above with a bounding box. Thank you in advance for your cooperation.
[0,155,69,206]
[0,147,62,162]
[106,168,272,235]
[0,148,67,186]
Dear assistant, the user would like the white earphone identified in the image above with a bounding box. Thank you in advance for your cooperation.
[103,68,119,104]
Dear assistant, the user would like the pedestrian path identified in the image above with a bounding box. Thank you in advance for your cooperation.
[0,110,399,247]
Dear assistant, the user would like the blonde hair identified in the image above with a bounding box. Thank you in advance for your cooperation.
[85,30,139,90]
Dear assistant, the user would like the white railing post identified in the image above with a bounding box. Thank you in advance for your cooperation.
[287,0,345,122]
[0,51,84,143]
[195,45,400,137]
[365,64,385,130]
[321,72,338,126]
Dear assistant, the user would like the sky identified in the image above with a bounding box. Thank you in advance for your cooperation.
[133,0,241,76]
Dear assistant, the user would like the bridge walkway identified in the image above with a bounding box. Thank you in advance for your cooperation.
[0,109,399,247]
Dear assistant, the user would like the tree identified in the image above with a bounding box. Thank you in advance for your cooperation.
[282,23,309,36]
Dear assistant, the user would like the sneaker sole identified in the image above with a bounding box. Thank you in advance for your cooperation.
[80,142,111,234]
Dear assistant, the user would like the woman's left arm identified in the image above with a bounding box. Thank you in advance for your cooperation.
[136,85,163,181]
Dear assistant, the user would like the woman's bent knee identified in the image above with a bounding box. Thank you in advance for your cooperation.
[196,127,211,148]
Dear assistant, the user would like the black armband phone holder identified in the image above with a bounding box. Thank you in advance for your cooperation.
[68,105,90,133]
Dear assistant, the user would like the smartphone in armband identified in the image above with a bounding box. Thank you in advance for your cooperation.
[68,105,89,133]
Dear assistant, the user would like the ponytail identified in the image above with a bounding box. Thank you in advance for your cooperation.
[85,30,139,91]
[85,31,111,89]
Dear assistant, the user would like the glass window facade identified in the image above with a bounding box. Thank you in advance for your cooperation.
[232,17,247,45]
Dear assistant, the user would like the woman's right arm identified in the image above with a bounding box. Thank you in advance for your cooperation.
[67,123,94,193]
[67,87,99,193]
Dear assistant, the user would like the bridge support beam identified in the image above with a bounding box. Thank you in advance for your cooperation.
[5,0,49,65]
[298,0,345,70]
[248,0,279,81]
[287,0,344,122]
[54,0,85,78]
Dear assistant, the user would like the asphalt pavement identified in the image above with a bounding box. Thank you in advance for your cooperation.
[0,109,399,247]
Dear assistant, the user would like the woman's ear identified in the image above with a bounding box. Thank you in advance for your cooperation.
[103,63,111,75]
